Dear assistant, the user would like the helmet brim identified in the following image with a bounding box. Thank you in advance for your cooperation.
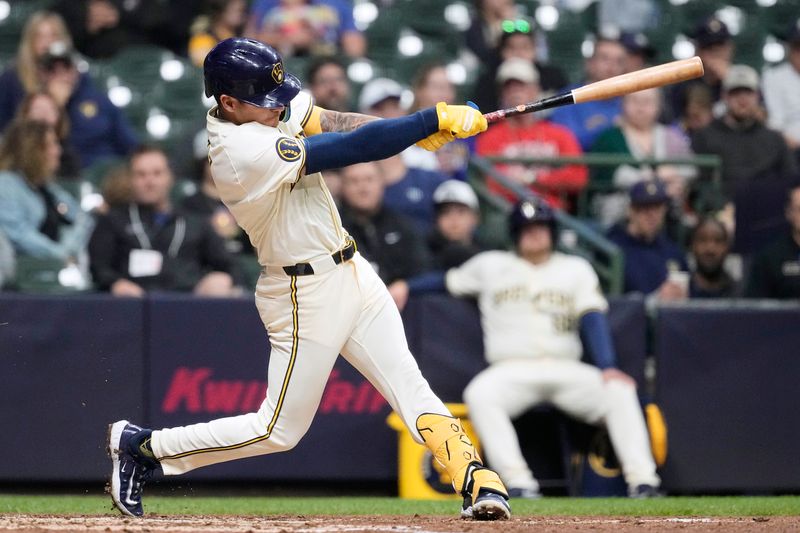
[241,72,302,109]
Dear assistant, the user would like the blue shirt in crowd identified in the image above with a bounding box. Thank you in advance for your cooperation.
[249,0,357,36]
[0,67,138,169]
[606,223,688,294]
[550,84,622,151]
[382,167,448,235]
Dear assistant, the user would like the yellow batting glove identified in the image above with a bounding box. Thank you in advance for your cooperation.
[435,101,488,139]
[415,130,455,151]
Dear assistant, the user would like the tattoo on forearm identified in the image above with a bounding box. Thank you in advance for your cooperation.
[320,110,379,133]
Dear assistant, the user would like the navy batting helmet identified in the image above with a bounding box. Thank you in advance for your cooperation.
[509,199,556,244]
[203,38,301,109]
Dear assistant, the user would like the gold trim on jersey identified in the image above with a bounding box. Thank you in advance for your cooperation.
[302,105,323,136]
[157,276,300,461]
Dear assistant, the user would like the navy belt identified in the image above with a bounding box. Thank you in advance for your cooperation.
[283,241,356,276]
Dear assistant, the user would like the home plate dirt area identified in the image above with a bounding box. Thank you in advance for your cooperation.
[1,515,797,532]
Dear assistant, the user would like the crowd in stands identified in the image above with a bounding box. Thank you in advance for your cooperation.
[1,1,799,302]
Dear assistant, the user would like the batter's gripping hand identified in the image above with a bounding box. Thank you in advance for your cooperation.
[436,101,488,139]
[415,130,455,151]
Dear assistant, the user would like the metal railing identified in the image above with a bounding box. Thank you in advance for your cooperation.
[468,152,724,295]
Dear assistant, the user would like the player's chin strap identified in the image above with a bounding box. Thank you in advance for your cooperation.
[416,414,508,504]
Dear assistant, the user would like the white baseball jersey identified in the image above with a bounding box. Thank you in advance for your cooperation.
[446,251,607,364]
[206,90,348,267]
[150,90,451,477]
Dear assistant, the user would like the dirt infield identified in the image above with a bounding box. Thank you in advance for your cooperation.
[0,514,796,532]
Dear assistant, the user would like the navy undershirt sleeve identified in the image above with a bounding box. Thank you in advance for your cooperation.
[579,311,617,369]
[406,271,447,294]
[303,108,439,174]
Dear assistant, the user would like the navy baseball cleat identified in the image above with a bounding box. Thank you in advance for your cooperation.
[107,420,159,517]
[461,489,511,520]
[508,486,542,499]
[629,484,663,498]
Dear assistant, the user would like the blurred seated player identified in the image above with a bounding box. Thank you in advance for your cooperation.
[472,18,567,112]
[746,183,800,299]
[307,56,353,113]
[188,0,248,66]
[0,228,14,290]
[606,180,688,300]
[688,217,737,298]
[246,0,365,58]
[389,200,661,498]
[428,180,486,270]
[0,120,94,264]
[477,58,587,210]
[762,18,800,162]
[405,64,472,181]
[590,88,695,227]
[550,37,627,151]
[691,65,797,204]
[89,145,240,297]
[338,161,431,285]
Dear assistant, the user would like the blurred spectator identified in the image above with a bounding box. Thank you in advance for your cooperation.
[13,91,80,179]
[188,0,247,67]
[406,64,471,180]
[692,65,797,202]
[473,21,568,112]
[550,37,627,150]
[41,41,139,169]
[0,228,14,290]
[464,0,519,65]
[676,83,713,138]
[607,180,688,299]
[53,0,141,59]
[89,146,240,297]
[762,18,800,162]
[688,217,736,298]
[428,180,485,270]
[0,120,94,262]
[590,88,695,227]
[620,32,656,73]
[667,16,733,122]
[338,162,431,284]
[246,0,365,58]
[307,56,352,112]
[358,77,406,118]
[476,58,587,210]
[378,155,448,234]
[746,184,800,299]
[98,164,133,211]
[0,11,71,129]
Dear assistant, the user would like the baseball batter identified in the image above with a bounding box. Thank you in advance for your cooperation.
[393,200,661,498]
[106,38,510,520]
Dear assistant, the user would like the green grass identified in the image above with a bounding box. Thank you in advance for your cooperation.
[1,495,799,517]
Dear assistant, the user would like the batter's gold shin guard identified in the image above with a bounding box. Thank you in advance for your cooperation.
[416,414,510,520]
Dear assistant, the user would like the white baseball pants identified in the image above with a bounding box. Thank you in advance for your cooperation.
[151,253,449,474]
[463,358,660,491]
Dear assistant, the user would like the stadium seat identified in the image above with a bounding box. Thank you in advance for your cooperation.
[12,256,89,294]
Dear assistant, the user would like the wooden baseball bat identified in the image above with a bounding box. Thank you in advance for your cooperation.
[483,56,704,123]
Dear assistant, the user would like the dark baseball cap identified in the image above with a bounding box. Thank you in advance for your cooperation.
[630,180,669,206]
[691,16,731,49]
[785,17,800,45]
[621,32,656,59]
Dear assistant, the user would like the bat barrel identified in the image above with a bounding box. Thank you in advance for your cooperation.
[571,56,704,104]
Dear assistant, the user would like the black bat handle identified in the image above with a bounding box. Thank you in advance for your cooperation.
[484,92,575,123]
